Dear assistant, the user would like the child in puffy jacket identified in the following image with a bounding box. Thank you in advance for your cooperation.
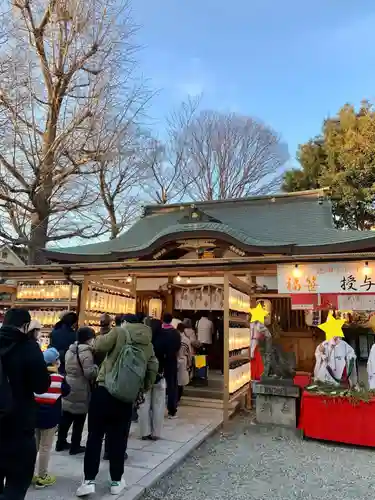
[34,347,70,489]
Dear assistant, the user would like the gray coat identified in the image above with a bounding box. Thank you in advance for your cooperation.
[62,343,98,414]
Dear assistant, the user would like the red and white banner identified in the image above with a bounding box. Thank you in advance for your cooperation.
[291,293,375,311]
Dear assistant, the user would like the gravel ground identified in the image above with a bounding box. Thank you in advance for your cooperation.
[141,413,375,500]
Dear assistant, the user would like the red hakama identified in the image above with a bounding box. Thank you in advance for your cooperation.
[251,345,264,381]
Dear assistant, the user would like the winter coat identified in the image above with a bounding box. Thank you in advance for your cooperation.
[62,342,98,414]
[153,324,181,376]
[0,325,50,436]
[49,323,77,373]
[93,326,111,367]
[36,366,70,429]
[178,333,192,386]
[94,325,158,392]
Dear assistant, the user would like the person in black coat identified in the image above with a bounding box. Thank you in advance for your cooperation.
[49,312,78,374]
[0,308,50,499]
[157,313,181,418]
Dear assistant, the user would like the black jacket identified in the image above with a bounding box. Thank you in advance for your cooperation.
[0,326,50,436]
[49,323,76,373]
[153,324,181,375]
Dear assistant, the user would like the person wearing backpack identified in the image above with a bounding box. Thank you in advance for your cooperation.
[56,327,98,455]
[0,308,50,500]
[76,314,158,498]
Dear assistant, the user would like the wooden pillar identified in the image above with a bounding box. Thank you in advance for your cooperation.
[247,273,257,308]
[133,276,137,310]
[67,283,73,311]
[223,272,230,425]
[165,276,174,314]
[78,276,89,327]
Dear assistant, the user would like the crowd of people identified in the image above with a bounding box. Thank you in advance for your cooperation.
[0,307,204,499]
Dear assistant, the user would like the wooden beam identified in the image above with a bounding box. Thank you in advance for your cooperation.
[165,276,174,314]
[223,272,230,425]
[0,284,16,294]
[254,293,291,298]
[227,272,251,295]
[87,276,135,297]
[78,276,89,327]
[247,273,257,309]
[88,276,133,291]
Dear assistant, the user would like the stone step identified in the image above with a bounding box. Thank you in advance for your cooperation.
[184,385,224,400]
[180,396,239,411]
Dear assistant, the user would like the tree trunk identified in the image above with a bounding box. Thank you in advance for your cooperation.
[28,214,49,265]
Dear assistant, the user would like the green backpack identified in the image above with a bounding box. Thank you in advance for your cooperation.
[105,329,148,403]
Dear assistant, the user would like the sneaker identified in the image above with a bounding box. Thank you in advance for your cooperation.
[70,445,86,456]
[141,435,152,440]
[35,474,56,489]
[76,480,96,497]
[32,476,39,485]
[168,414,178,420]
[110,478,126,495]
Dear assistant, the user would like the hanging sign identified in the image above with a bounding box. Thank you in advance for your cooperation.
[290,293,339,310]
[337,294,375,311]
[278,262,375,294]
[290,294,318,310]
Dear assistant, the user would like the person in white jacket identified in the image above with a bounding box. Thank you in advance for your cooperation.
[176,323,192,402]
[314,337,357,387]
[367,343,375,389]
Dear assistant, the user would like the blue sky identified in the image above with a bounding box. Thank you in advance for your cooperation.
[132,0,375,165]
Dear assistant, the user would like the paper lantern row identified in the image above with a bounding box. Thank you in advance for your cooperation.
[87,291,135,315]
[229,287,250,313]
[17,284,79,301]
[229,362,251,394]
[30,309,71,326]
[229,328,250,351]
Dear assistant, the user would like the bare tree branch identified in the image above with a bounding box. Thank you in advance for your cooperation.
[0,0,146,263]
[144,96,201,204]
[179,111,289,200]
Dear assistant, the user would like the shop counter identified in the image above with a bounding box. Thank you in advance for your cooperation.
[299,390,375,447]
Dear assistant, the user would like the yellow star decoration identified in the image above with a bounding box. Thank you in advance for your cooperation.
[317,313,345,341]
[249,303,268,324]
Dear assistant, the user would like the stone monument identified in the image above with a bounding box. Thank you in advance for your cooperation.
[254,320,299,427]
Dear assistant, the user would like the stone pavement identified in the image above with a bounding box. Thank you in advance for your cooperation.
[26,406,223,500]
[142,414,375,500]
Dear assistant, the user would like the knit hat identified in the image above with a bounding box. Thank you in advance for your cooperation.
[43,347,60,365]
[76,326,96,344]
[122,313,139,324]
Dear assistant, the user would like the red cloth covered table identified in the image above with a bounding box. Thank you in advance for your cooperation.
[299,390,375,447]
[293,372,312,389]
